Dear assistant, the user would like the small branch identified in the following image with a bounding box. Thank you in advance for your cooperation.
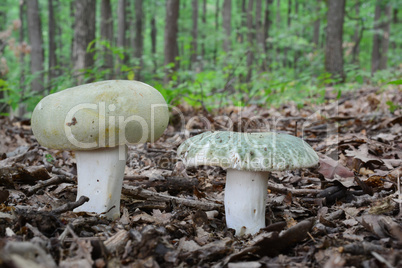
[52,195,89,214]
[267,182,320,196]
[26,175,75,195]
[122,184,222,211]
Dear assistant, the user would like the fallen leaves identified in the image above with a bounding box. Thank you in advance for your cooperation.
[0,87,401,266]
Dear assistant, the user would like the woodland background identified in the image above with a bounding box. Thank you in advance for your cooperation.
[0,1,401,267]
[0,0,401,117]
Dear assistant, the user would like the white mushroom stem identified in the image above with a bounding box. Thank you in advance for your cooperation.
[73,145,127,219]
[224,168,269,236]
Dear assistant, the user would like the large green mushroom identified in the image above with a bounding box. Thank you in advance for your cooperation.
[31,80,168,219]
[177,131,319,236]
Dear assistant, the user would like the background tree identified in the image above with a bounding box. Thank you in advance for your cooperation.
[26,0,44,93]
[222,0,231,53]
[48,0,57,82]
[164,0,180,84]
[313,0,321,48]
[379,4,392,71]
[324,0,345,81]
[117,0,127,72]
[72,0,96,83]
[100,0,114,79]
[134,0,144,80]
[150,2,157,72]
[191,0,198,69]
[245,0,255,82]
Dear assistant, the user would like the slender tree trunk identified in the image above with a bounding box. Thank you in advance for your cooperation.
[201,0,206,60]
[371,4,382,74]
[239,0,247,43]
[0,8,8,114]
[191,0,198,68]
[72,0,96,84]
[222,0,231,53]
[134,0,144,80]
[256,0,263,50]
[313,0,320,47]
[246,0,254,82]
[26,0,44,93]
[55,0,65,69]
[283,0,291,67]
[150,5,157,72]
[293,1,300,75]
[214,0,220,64]
[100,0,114,78]
[324,0,345,81]
[391,9,398,50]
[263,0,273,70]
[351,2,360,65]
[48,0,57,83]
[117,0,127,70]
[379,5,391,70]
[275,0,281,64]
[17,1,26,116]
[164,0,180,84]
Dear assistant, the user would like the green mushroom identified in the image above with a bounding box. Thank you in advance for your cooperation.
[177,131,319,236]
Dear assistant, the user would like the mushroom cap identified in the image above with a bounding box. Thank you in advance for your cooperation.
[31,80,168,150]
[177,131,319,171]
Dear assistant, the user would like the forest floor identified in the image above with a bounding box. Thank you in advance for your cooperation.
[0,86,401,267]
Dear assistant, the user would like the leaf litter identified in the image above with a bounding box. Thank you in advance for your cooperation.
[0,87,401,267]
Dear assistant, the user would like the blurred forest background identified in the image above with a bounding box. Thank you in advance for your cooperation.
[0,0,400,117]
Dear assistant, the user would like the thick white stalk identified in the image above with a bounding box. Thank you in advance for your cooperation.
[73,145,127,219]
[224,169,269,236]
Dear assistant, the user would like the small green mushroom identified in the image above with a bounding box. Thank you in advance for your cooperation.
[177,131,319,236]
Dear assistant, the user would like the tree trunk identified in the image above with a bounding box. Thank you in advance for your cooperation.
[55,0,65,69]
[72,0,96,84]
[379,5,391,70]
[214,0,220,64]
[117,0,127,70]
[275,0,281,64]
[164,0,180,85]
[256,0,264,50]
[201,0,206,60]
[0,7,8,114]
[48,0,57,82]
[134,0,144,80]
[371,4,382,74]
[263,0,273,70]
[313,0,320,47]
[391,9,397,50]
[100,0,114,78]
[351,2,360,65]
[222,0,231,53]
[324,0,345,82]
[150,5,157,72]
[191,0,198,68]
[283,0,291,67]
[239,0,247,43]
[17,0,26,117]
[26,0,44,93]
[246,0,255,82]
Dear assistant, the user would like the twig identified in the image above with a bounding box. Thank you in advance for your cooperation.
[122,184,222,211]
[267,182,321,196]
[52,195,89,214]
[26,175,75,195]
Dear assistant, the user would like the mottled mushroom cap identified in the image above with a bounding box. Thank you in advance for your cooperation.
[177,131,319,171]
[31,80,168,150]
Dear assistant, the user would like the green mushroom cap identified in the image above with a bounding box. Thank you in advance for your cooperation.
[177,131,319,172]
[31,80,168,151]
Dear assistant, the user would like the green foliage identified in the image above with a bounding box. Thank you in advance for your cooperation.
[0,0,401,115]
